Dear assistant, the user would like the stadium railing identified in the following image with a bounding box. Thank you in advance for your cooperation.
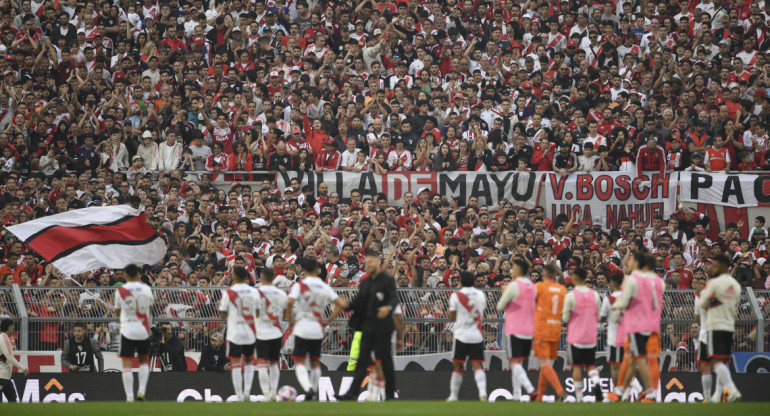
[4,285,766,355]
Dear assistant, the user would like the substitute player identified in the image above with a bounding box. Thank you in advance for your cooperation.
[286,259,346,401]
[114,264,153,402]
[447,271,488,402]
[610,253,655,402]
[219,266,259,402]
[256,268,287,402]
[600,274,643,399]
[699,254,742,403]
[533,264,567,401]
[496,259,537,401]
[562,268,602,402]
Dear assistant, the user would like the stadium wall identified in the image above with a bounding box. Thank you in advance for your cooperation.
[4,372,769,403]
[11,351,770,373]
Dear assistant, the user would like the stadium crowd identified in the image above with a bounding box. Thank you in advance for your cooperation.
[1,0,770,361]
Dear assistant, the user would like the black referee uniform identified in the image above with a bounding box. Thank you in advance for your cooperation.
[344,271,399,399]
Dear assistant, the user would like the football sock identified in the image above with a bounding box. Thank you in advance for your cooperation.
[122,367,134,402]
[269,363,280,396]
[575,380,584,401]
[514,363,534,394]
[137,363,149,396]
[294,364,310,393]
[474,368,487,399]
[310,367,321,392]
[232,363,243,399]
[511,364,521,400]
[701,371,712,400]
[243,363,255,398]
[648,357,660,391]
[544,364,564,395]
[714,362,736,392]
[449,372,462,400]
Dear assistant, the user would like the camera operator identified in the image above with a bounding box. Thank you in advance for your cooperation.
[157,322,187,371]
[197,332,230,372]
[62,322,104,372]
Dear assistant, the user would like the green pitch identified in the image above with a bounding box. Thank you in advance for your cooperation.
[3,401,769,416]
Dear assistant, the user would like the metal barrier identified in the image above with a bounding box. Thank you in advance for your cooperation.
[2,285,766,354]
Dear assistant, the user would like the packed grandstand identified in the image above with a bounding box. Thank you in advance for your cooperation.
[0,0,770,368]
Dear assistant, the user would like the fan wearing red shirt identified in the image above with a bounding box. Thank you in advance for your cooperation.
[315,139,341,172]
[202,111,234,154]
[705,136,730,172]
[635,137,667,184]
[546,222,571,257]
[160,26,186,51]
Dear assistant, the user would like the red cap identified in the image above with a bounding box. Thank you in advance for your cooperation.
[230,181,240,188]
[564,276,574,285]
[462,224,473,230]
[522,81,533,88]
[325,138,336,146]
[510,42,522,49]
[291,126,301,134]
[696,228,706,234]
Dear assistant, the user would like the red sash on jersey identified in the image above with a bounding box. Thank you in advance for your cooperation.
[455,292,482,334]
[298,281,322,321]
[257,289,282,331]
[227,289,256,336]
[118,286,150,334]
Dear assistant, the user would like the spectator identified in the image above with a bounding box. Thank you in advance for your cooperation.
[197,332,229,372]
[158,322,187,372]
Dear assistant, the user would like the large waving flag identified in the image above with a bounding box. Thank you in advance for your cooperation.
[6,205,166,275]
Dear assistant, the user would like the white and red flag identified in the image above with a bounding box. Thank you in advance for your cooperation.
[6,205,165,275]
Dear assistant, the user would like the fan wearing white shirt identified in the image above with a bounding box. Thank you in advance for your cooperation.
[340,139,361,171]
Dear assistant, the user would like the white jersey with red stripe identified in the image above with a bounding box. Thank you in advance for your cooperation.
[288,276,338,340]
[448,286,486,344]
[256,285,288,341]
[114,281,153,341]
[218,283,260,345]
[254,241,271,257]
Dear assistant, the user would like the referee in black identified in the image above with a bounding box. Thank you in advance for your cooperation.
[340,250,401,401]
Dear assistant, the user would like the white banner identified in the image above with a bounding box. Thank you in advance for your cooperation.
[276,171,544,210]
[679,172,770,208]
[544,171,678,229]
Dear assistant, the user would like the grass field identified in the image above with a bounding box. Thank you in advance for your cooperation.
[3,401,769,416]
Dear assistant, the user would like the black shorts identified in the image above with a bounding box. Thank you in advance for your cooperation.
[608,345,624,364]
[226,340,255,360]
[568,345,596,367]
[0,378,17,402]
[292,336,322,360]
[699,341,709,363]
[118,336,151,358]
[453,340,484,364]
[256,337,283,362]
[626,333,649,358]
[506,335,532,360]
[707,330,733,359]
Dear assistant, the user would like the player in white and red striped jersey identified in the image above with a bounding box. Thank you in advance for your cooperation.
[218,267,260,402]
[255,268,288,401]
[286,259,345,400]
[114,265,153,402]
[447,271,488,402]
